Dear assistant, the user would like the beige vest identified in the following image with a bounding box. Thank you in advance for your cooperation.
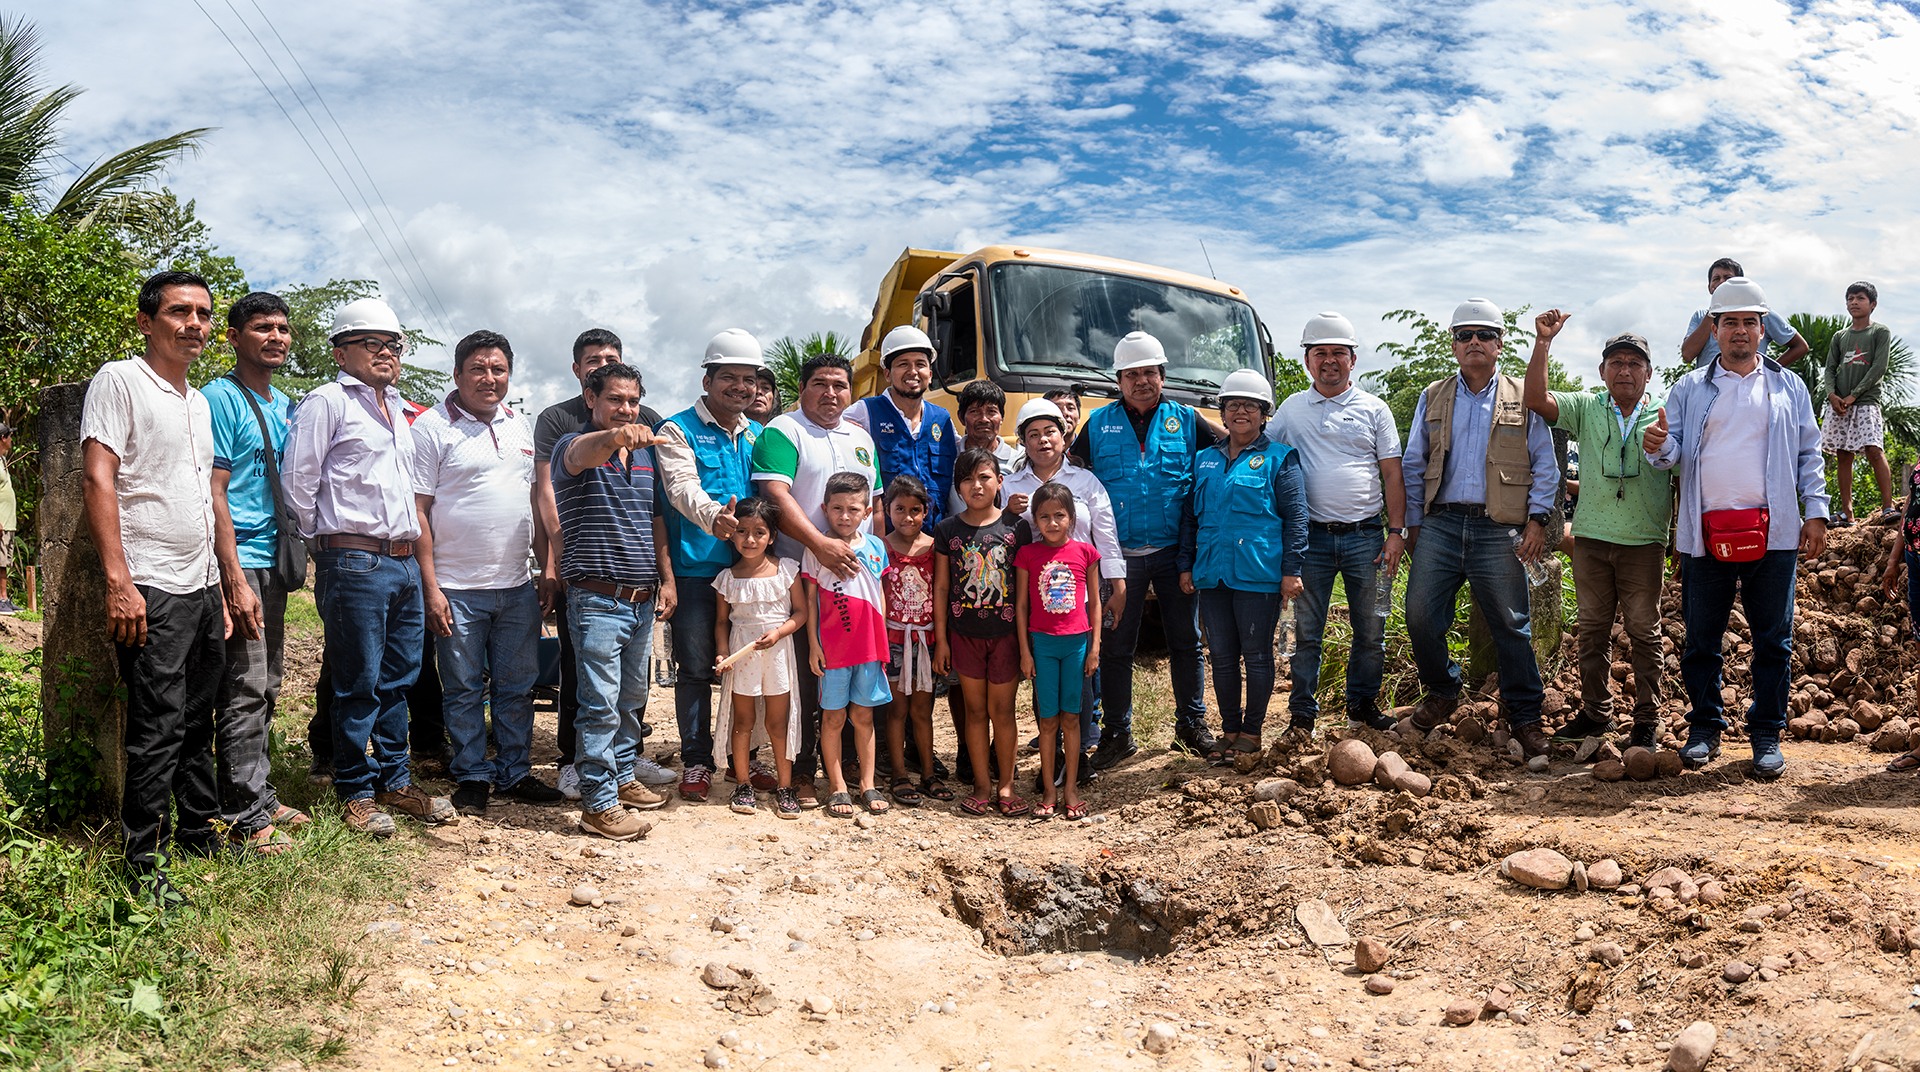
[1420,373,1534,526]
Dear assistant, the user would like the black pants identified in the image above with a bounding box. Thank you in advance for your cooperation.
[311,633,444,768]
[118,585,224,874]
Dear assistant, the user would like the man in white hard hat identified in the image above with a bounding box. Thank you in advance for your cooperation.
[1070,331,1225,767]
[1643,276,1826,780]
[654,329,769,801]
[283,295,454,835]
[846,326,958,529]
[1525,313,1672,752]
[1266,313,1405,738]
[1681,257,1807,369]
[1400,299,1561,759]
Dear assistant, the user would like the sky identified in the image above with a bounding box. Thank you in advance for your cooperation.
[29,0,1920,413]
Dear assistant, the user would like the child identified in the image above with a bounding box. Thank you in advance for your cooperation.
[713,498,806,817]
[933,447,1030,817]
[802,472,893,818]
[1882,466,1920,772]
[880,475,949,806]
[1015,481,1100,820]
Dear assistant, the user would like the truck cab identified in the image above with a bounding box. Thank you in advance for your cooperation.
[855,246,1274,435]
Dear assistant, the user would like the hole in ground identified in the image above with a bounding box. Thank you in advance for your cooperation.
[940,857,1197,957]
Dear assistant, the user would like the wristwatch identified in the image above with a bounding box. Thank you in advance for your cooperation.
[1528,512,1551,526]
[1386,527,1406,537]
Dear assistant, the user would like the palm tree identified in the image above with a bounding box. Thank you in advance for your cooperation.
[0,15,207,230]
[763,330,851,412]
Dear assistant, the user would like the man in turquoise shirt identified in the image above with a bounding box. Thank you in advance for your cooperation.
[1524,311,1672,751]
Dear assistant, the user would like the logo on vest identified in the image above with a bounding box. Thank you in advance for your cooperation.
[745,429,757,444]
[930,422,943,441]
[1248,454,1265,469]
[1163,416,1180,433]
[854,447,872,467]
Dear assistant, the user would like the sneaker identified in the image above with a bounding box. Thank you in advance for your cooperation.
[1076,754,1098,786]
[1626,721,1659,751]
[1347,706,1396,732]
[730,783,757,814]
[1410,694,1458,732]
[452,780,491,816]
[556,764,582,801]
[1553,713,1613,742]
[376,785,455,824]
[1515,723,1551,759]
[342,797,396,838]
[773,787,801,819]
[1680,725,1723,769]
[580,805,650,841]
[1170,727,1221,757]
[1089,735,1138,771]
[499,775,565,804]
[0,598,20,615]
[680,764,713,802]
[748,760,778,791]
[1285,717,1318,743]
[1750,734,1786,780]
[632,755,678,787]
[618,780,670,810]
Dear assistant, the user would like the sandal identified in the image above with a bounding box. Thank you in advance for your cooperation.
[1030,802,1056,822]
[889,778,923,808]
[959,795,993,817]
[920,777,955,802]
[1063,801,1089,821]
[861,788,891,814]
[1887,751,1920,773]
[996,794,1030,818]
[271,804,311,829]
[233,823,294,856]
[825,791,855,819]
[796,786,821,810]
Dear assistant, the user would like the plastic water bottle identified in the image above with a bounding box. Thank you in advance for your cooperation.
[1372,564,1394,618]
[1510,529,1551,588]
[1277,602,1297,658]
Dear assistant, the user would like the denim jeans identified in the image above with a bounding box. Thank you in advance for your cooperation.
[315,548,424,802]
[1100,546,1208,741]
[671,574,719,771]
[437,583,542,789]
[566,585,655,814]
[1404,511,1544,724]
[1291,526,1388,722]
[1679,549,1797,736]
[1197,586,1281,736]
[215,568,285,835]
[118,584,224,873]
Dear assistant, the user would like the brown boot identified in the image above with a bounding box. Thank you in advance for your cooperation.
[375,784,455,824]
[579,805,651,841]
[1410,694,1458,733]
[1515,723,1551,759]
[342,797,396,838]
[618,780,670,810]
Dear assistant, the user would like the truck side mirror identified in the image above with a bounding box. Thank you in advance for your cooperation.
[920,290,951,318]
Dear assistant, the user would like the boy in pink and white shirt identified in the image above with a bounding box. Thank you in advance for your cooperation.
[801,472,892,817]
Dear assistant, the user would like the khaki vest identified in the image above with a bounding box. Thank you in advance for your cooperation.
[1420,373,1534,526]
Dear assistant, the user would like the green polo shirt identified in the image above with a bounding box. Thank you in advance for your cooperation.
[1551,390,1672,547]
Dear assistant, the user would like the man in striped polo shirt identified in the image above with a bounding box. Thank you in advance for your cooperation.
[552,362,678,839]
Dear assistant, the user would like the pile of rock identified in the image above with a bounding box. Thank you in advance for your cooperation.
[1497,848,1624,893]
[1327,738,1432,797]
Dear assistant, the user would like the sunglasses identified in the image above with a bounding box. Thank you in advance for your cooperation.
[1453,329,1502,343]
[339,336,407,357]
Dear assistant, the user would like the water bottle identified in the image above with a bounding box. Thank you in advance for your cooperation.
[1277,602,1297,658]
[1510,528,1551,588]
[1372,564,1394,618]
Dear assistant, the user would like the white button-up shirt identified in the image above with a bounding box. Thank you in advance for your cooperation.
[1002,460,1125,580]
[411,395,535,590]
[282,371,421,542]
[1266,385,1402,524]
[79,357,219,595]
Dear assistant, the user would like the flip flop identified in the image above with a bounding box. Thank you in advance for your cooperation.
[889,778,923,808]
[996,794,1030,818]
[959,795,993,817]
[1030,802,1055,822]
[1887,752,1920,773]
[861,788,891,814]
[920,778,956,802]
[825,791,855,819]
[1063,801,1089,822]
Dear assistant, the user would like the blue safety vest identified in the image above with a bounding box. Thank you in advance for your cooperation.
[663,407,760,579]
[1086,399,1199,550]
[862,393,956,525]
[1190,437,1294,592]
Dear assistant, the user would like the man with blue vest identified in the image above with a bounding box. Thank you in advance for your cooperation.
[1071,330,1224,768]
[846,325,957,528]
[654,329,766,802]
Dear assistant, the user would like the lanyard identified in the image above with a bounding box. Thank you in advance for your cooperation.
[1608,396,1645,500]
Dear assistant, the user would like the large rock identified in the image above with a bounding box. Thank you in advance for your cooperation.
[1667,1021,1717,1072]
[1329,739,1378,786]
[1373,751,1410,789]
[1295,899,1350,946]
[1354,937,1390,973]
[1587,859,1623,889]
[1501,848,1574,890]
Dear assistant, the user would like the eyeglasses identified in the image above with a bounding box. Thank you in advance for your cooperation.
[339,336,407,357]
[1453,329,1502,343]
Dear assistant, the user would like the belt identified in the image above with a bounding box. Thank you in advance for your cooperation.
[1432,502,1489,518]
[318,534,415,557]
[1310,519,1382,534]
[572,578,656,603]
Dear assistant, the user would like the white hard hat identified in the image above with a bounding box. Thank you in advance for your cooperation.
[1015,397,1066,435]
[702,328,765,368]
[1448,298,1504,331]
[1112,331,1167,373]
[880,325,935,365]
[1301,312,1359,349]
[330,297,402,341]
[1217,368,1274,411]
[1707,276,1770,316]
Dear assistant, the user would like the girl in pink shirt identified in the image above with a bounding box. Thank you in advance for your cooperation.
[1014,482,1101,820]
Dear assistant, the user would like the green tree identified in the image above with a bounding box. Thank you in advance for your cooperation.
[278,279,446,402]
[764,330,851,410]
[1361,306,1579,438]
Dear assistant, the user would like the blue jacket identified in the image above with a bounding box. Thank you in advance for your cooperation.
[1084,399,1200,550]
[1179,434,1308,591]
[660,405,761,579]
[859,394,957,526]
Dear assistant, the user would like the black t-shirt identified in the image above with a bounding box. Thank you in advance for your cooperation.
[534,394,665,468]
[1067,398,1219,468]
[931,511,1031,638]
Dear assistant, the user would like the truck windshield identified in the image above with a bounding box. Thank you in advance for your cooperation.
[987,262,1263,390]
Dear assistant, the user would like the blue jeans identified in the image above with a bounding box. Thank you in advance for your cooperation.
[1404,511,1544,724]
[1679,550,1797,736]
[566,585,655,814]
[1100,546,1207,741]
[671,574,719,771]
[1291,526,1388,722]
[437,583,541,789]
[1197,586,1281,736]
[315,549,424,802]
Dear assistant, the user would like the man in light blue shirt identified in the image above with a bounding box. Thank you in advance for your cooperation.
[1400,299,1561,759]
[1681,257,1808,368]
[1644,276,1826,781]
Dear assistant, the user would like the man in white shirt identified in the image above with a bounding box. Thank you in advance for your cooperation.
[413,330,561,816]
[283,297,453,836]
[1266,313,1406,737]
[83,271,226,905]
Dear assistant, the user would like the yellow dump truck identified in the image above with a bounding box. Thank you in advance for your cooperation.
[854,245,1274,432]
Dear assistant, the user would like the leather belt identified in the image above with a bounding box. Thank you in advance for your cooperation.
[572,578,656,604]
[1432,502,1489,518]
[318,534,415,557]
[1310,519,1382,534]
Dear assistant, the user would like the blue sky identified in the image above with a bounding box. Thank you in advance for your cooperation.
[31,0,1920,411]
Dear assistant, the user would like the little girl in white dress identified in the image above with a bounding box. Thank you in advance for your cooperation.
[712,498,806,817]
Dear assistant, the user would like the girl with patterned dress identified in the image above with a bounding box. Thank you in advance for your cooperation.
[879,476,950,806]
[713,498,806,817]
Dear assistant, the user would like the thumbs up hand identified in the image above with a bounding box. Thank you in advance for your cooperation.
[713,496,740,540]
[1642,407,1669,454]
